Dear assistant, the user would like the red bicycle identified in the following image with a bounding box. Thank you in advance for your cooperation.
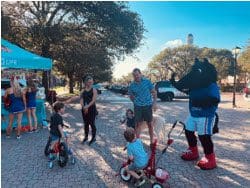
[118,121,184,188]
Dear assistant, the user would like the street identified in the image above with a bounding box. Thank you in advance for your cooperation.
[1,90,250,188]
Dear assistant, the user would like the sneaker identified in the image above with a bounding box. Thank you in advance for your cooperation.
[49,161,53,169]
[134,178,145,187]
[82,137,88,144]
[6,135,11,139]
[16,135,21,139]
[33,128,38,133]
[70,155,76,165]
[68,148,73,155]
[89,138,96,145]
[28,129,33,133]
[48,154,56,162]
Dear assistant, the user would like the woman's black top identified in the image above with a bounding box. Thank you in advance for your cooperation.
[80,88,97,115]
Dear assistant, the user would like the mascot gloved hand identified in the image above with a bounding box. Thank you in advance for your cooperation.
[171,58,220,170]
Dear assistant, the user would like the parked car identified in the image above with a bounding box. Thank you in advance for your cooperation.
[155,80,188,101]
[109,85,128,95]
[243,82,250,98]
[93,83,104,94]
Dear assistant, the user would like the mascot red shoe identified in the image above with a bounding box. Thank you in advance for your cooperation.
[170,58,220,170]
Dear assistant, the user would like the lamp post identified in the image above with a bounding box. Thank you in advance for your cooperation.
[232,46,241,108]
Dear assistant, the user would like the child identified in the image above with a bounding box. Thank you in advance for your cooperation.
[5,77,26,139]
[120,109,135,129]
[48,102,73,161]
[124,128,148,187]
[25,78,38,132]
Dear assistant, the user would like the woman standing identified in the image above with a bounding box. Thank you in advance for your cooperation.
[5,77,26,139]
[80,76,98,145]
[25,78,38,132]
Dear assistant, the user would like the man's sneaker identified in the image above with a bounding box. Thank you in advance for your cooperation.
[134,178,146,187]
[16,135,21,139]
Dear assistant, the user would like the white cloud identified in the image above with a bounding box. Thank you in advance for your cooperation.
[113,56,147,79]
[162,39,183,49]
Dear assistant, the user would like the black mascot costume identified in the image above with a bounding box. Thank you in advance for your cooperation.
[170,58,220,170]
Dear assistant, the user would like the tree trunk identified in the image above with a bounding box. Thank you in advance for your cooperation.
[42,71,49,97]
[41,42,50,97]
[68,74,74,94]
[79,81,83,91]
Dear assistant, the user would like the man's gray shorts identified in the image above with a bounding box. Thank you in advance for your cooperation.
[134,105,153,123]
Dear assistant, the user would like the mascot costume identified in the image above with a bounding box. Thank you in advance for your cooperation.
[170,58,220,170]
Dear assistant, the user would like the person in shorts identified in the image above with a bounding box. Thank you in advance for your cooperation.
[5,77,26,139]
[128,68,157,145]
[25,78,38,132]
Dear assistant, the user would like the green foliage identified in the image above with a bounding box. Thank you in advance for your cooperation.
[1,1,145,93]
[148,45,235,82]
[238,40,250,73]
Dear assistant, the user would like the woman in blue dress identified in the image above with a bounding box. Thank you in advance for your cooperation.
[5,78,26,139]
[25,79,38,132]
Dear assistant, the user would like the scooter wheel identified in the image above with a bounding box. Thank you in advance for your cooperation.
[120,167,132,182]
[152,182,163,188]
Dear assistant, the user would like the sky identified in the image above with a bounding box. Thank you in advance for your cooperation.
[113,1,250,79]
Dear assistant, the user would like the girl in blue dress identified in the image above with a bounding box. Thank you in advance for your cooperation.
[25,79,38,132]
[5,78,26,139]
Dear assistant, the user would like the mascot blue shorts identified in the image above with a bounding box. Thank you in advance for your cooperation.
[170,58,220,170]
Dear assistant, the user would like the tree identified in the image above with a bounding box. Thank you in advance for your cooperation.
[200,48,234,81]
[147,45,235,83]
[238,40,250,83]
[148,45,201,80]
[1,1,145,93]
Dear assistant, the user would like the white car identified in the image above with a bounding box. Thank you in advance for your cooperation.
[155,80,188,101]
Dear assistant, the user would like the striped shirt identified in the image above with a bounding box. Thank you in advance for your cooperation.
[128,77,154,106]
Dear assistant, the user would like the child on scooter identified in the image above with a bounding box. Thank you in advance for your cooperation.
[124,127,148,187]
[48,102,73,161]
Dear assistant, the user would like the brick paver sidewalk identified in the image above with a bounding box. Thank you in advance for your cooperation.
[1,91,250,188]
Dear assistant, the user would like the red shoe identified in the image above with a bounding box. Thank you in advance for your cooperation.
[197,153,216,170]
[181,146,199,161]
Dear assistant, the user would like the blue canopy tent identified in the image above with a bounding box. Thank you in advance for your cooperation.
[1,39,52,70]
[1,39,52,130]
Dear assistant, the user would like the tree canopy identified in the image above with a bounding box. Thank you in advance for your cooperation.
[1,1,145,93]
[147,45,235,83]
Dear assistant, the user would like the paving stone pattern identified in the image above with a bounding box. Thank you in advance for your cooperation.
[2,91,250,188]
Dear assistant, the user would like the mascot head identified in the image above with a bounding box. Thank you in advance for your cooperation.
[171,58,217,92]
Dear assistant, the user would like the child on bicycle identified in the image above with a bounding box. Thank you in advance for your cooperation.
[124,127,148,187]
[49,102,73,161]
